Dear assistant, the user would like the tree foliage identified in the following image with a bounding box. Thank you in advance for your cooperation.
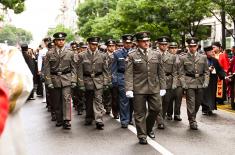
[47,24,75,42]
[0,0,25,14]
[0,25,32,45]
[76,0,233,44]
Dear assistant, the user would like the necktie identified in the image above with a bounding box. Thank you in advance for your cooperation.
[58,49,62,55]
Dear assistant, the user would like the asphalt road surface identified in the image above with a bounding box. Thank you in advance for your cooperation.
[19,97,235,155]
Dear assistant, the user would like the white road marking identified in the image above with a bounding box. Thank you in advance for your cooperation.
[112,115,174,155]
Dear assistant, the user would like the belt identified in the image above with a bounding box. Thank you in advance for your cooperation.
[83,72,102,78]
[51,70,71,75]
[186,73,203,78]
[165,73,172,76]
[117,69,125,74]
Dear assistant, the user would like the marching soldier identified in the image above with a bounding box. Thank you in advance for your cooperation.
[70,41,81,113]
[78,42,88,53]
[77,36,110,130]
[156,36,177,129]
[112,34,134,128]
[167,42,183,121]
[44,32,77,129]
[116,39,124,50]
[181,37,209,130]
[103,39,116,115]
[125,32,166,144]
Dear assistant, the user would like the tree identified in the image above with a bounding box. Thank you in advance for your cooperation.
[47,24,75,42]
[0,25,32,45]
[210,0,235,45]
[0,0,25,14]
[76,0,214,45]
[76,0,118,39]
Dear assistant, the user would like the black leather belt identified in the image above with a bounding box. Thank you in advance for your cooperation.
[186,73,203,78]
[83,72,102,78]
[51,71,71,75]
[165,73,172,76]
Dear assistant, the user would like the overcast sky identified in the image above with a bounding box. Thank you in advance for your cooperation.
[11,0,61,47]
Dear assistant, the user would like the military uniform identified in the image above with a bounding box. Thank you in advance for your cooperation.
[103,39,117,116]
[70,41,82,114]
[167,42,184,121]
[112,34,134,128]
[155,36,177,129]
[77,36,109,130]
[125,32,166,144]
[181,38,209,129]
[44,32,77,129]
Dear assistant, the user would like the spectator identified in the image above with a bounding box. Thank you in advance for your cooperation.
[0,80,9,136]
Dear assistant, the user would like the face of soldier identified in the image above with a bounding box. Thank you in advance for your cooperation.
[159,43,168,52]
[71,45,77,51]
[169,47,178,54]
[116,45,124,50]
[123,42,133,50]
[107,45,116,53]
[188,45,198,53]
[81,47,87,52]
[55,39,65,48]
[138,40,150,49]
[89,43,98,52]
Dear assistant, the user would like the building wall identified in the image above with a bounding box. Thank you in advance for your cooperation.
[200,14,234,48]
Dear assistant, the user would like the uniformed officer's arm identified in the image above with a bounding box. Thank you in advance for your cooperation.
[103,54,110,86]
[77,54,84,87]
[178,56,186,87]
[44,53,52,86]
[111,53,118,85]
[178,56,188,88]
[125,55,134,91]
[157,54,167,90]
[171,55,178,89]
[203,55,210,87]
[70,52,77,84]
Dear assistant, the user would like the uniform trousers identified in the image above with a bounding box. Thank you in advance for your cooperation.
[53,86,72,123]
[186,88,204,123]
[85,89,105,123]
[167,87,183,117]
[133,93,161,138]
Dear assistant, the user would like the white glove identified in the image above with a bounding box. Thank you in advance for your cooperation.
[126,91,134,98]
[160,89,166,96]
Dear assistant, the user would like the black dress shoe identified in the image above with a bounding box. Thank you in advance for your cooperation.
[51,115,56,121]
[157,124,165,129]
[63,121,71,130]
[166,116,172,120]
[84,120,92,126]
[56,122,63,127]
[147,131,155,139]
[96,122,104,130]
[129,121,134,125]
[174,116,182,121]
[121,124,128,128]
[139,138,148,145]
[77,111,83,115]
[113,115,119,119]
[190,122,198,130]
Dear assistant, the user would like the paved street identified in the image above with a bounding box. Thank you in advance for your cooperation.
[19,97,235,155]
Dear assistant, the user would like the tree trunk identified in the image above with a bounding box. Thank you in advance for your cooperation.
[221,9,226,50]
